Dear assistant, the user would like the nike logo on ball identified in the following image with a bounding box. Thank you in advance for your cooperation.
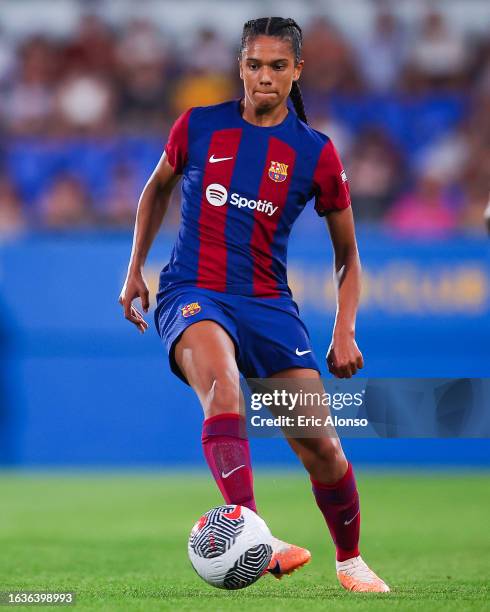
[344,510,360,525]
[221,464,245,479]
[295,348,312,356]
[209,154,234,163]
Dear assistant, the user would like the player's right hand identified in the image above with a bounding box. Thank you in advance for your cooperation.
[118,270,150,334]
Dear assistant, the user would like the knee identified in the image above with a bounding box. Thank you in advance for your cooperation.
[206,366,240,416]
[302,437,347,483]
[312,438,345,466]
[298,437,345,473]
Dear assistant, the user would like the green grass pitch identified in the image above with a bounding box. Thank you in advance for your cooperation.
[0,471,488,611]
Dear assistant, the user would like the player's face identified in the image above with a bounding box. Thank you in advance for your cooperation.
[239,35,304,113]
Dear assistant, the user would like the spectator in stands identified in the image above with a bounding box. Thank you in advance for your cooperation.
[61,13,117,76]
[0,25,15,87]
[418,124,469,188]
[385,170,458,237]
[171,71,235,115]
[0,6,487,235]
[4,36,56,135]
[41,175,93,229]
[459,131,490,232]
[117,20,169,133]
[348,128,402,222]
[0,175,25,235]
[103,163,140,227]
[185,28,234,74]
[302,18,362,95]
[406,9,469,91]
[170,28,235,114]
[460,184,490,234]
[356,9,406,93]
[55,70,116,135]
[117,19,168,72]
[309,112,353,158]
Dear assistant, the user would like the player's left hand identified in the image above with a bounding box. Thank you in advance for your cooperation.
[326,331,364,378]
[118,269,150,334]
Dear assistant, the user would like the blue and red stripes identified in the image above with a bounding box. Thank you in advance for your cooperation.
[191,125,299,297]
[196,128,242,291]
[250,137,296,297]
[312,139,351,215]
[164,108,192,174]
[159,101,352,299]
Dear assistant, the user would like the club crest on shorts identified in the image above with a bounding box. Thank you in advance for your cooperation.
[182,302,201,317]
[268,161,288,183]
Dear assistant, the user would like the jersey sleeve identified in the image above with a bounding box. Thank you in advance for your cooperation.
[312,140,351,216]
[164,108,192,174]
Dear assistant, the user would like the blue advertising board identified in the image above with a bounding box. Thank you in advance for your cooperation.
[0,224,488,466]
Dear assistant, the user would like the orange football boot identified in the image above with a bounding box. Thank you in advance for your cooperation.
[336,556,390,592]
[267,536,311,579]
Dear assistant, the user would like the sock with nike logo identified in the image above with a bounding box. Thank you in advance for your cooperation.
[310,462,360,561]
[201,413,257,513]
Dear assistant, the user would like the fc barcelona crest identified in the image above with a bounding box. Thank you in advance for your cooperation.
[182,302,201,318]
[268,161,288,183]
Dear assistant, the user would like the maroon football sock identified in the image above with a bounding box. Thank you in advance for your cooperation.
[201,413,257,513]
[311,462,360,561]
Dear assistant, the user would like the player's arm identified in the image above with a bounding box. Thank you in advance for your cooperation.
[119,153,180,333]
[324,207,363,378]
[485,198,490,235]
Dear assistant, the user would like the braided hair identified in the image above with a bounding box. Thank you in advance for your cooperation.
[240,17,308,124]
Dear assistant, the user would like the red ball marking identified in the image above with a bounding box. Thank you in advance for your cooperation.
[223,505,242,520]
[197,515,207,530]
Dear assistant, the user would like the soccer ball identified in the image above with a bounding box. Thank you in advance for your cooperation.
[188,504,273,589]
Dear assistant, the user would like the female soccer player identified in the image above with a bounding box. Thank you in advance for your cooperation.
[119,17,389,593]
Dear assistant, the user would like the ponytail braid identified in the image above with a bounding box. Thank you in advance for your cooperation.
[240,16,308,124]
[289,80,308,124]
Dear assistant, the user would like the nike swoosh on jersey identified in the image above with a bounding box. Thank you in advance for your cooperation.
[209,154,234,163]
[221,464,246,479]
[295,348,312,356]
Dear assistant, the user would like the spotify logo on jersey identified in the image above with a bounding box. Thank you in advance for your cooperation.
[205,183,279,217]
[205,183,228,207]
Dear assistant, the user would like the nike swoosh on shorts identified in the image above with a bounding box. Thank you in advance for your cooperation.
[295,349,312,356]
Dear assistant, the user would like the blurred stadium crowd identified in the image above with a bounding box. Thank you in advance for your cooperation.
[0,3,489,236]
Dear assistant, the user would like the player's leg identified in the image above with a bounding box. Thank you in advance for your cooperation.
[235,292,388,590]
[174,319,240,418]
[270,367,358,556]
[174,320,257,512]
[271,366,389,593]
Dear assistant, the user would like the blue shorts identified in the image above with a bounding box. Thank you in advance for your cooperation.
[154,286,321,384]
